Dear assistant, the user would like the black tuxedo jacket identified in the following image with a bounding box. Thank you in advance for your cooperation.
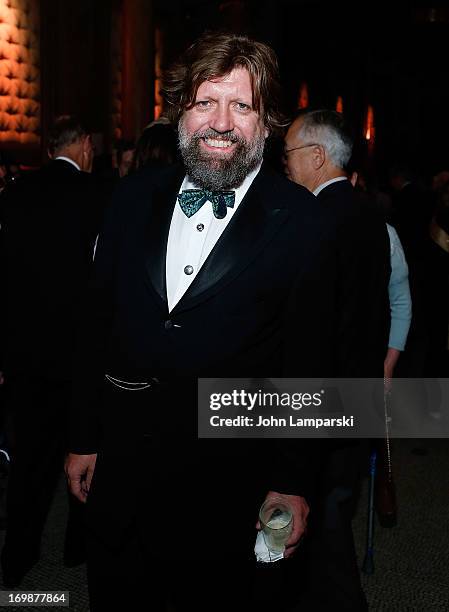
[316,179,390,375]
[0,159,104,379]
[70,164,389,549]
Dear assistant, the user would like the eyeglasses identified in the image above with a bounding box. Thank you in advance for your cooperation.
[284,143,321,156]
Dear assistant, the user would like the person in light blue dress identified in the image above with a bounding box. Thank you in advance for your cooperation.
[350,172,412,527]
[384,223,412,379]
[349,171,412,376]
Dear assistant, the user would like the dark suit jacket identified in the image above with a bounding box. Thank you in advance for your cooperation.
[0,159,104,379]
[389,181,433,264]
[69,164,389,552]
[305,180,390,602]
[316,179,390,377]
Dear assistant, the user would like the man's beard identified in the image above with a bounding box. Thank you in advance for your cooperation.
[178,122,266,191]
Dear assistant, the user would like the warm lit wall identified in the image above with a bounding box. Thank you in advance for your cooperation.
[111,2,122,141]
[121,0,153,141]
[0,0,39,145]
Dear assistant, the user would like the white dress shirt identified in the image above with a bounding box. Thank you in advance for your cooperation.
[166,163,262,312]
[313,175,348,196]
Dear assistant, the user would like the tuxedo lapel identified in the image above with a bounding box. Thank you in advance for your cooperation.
[171,165,289,314]
[144,167,184,307]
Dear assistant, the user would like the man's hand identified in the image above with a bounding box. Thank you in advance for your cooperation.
[65,453,97,503]
[256,491,309,559]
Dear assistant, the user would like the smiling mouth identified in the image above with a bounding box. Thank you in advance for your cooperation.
[202,137,235,149]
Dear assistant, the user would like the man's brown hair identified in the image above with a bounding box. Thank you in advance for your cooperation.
[161,32,287,137]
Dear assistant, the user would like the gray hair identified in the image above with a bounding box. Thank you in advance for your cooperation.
[297,110,352,168]
[47,115,90,157]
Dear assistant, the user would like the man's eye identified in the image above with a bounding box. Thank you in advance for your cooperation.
[236,102,251,111]
[196,100,211,108]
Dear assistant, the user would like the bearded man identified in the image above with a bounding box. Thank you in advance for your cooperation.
[66,33,361,612]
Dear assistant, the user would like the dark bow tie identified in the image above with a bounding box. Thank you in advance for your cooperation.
[177,188,235,219]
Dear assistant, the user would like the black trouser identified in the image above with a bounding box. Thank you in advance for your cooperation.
[1,374,85,574]
[290,443,368,612]
[86,520,300,612]
[85,381,367,611]
[85,407,294,612]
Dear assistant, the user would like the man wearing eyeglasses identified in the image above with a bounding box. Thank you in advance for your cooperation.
[285,111,355,199]
[284,110,390,610]
[285,109,390,374]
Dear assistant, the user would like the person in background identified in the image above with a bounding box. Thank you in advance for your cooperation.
[426,180,449,376]
[113,138,135,178]
[0,155,22,192]
[0,157,7,193]
[350,171,412,383]
[377,221,412,526]
[383,226,412,379]
[284,109,390,611]
[130,118,179,173]
[0,115,104,587]
[351,169,412,527]
[431,169,449,196]
[388,163,433,265]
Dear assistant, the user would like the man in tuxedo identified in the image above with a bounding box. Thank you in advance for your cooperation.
[285,110,390,610]
[285,110,390,376]
[65,36,376,611]
[0,116,102,586]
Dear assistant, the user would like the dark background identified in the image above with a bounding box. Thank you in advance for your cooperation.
[10,2,449,183]
[155,1,449,181]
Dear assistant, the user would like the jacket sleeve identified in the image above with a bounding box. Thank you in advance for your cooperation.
[69,180,132,454]
[265,217,338,503]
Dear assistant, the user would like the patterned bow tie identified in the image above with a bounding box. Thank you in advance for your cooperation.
[177,189,235,220]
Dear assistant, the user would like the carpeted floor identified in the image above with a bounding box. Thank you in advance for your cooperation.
[353,438,449,611]
[0,438,448,611]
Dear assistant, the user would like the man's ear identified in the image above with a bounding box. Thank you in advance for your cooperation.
[82,135,92,154]
[311,144,325,170]
[80,135,93,172]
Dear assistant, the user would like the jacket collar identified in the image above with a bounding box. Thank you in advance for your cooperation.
[144,163,289,313]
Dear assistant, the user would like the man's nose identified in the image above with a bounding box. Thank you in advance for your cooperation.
[209,104,233,133]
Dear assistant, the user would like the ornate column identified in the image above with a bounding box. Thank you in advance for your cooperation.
[121,0,153,141]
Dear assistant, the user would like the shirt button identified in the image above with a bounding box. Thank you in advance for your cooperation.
[184,265,194,275]
[164,320,173,330]
[197,223,204,232]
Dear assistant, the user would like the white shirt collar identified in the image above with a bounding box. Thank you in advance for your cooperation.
[180,161,262,207]
[166,161,262,312]
[54,156,80,171]
[313,175,348,196]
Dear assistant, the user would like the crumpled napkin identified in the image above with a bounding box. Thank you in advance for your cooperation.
[254,531,284,563]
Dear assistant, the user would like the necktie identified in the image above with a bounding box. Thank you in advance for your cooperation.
[177,189,235,220]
